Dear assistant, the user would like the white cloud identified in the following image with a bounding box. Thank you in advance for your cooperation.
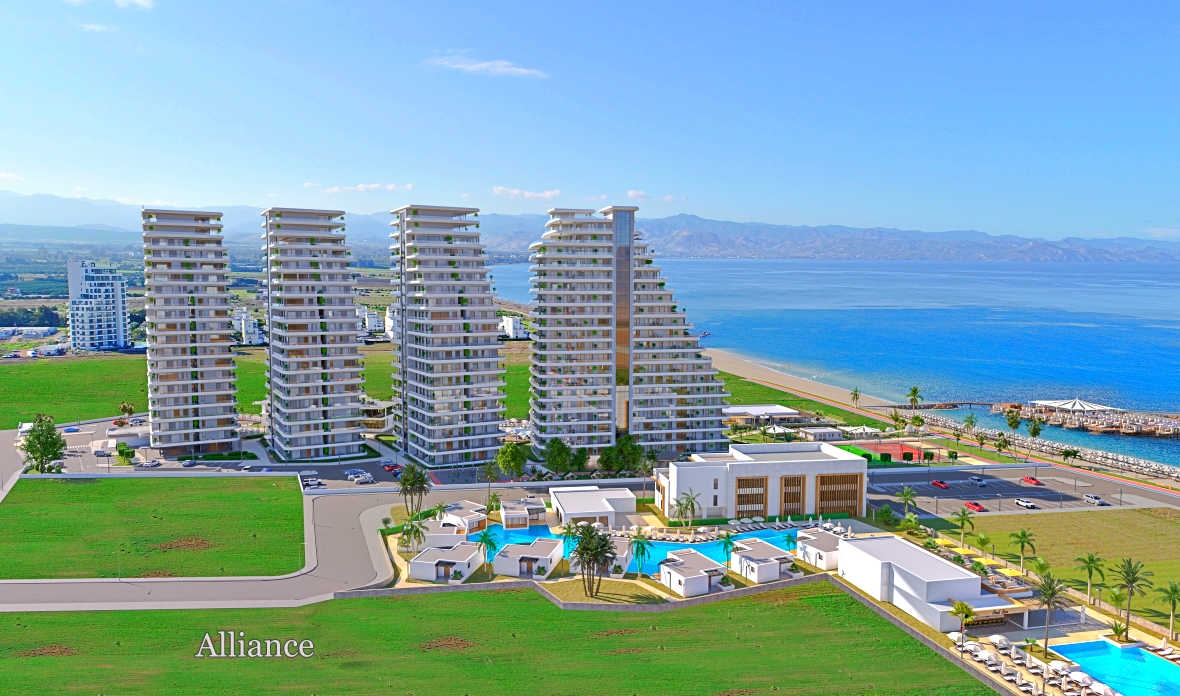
[74,186,89,191]
[662,194,676,203]
[1148,227,1180,239]
[266,193,279,198]
[321,182,412,193]
[626,190,648,201]
[427,55,547,78]
[115,197,133,204]
[302,182,320,188]
[78,23,115,32]
[493,186,560,200]
[114,0,154,8]
[0,172,24,180]
[461,193,471,200]
[584,195,607,203]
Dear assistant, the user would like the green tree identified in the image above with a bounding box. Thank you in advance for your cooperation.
[560,522,581,556]
[974,431,988,451]
[629,532,653,578]
[1004,409,1022,449]
[897,486,917,516]
[542,438,571,473]
[1074,552,1106,604]
[474,529,499,577]
[887,408,906,432]
[568,447,589,472]
[1060,448,1080,466]
[572,526,616,597]
[1107,586,1127,615]
[636,451,655,503]
[496,441,528,481]
[1111,557,1154,622]
[975,532,992,557]
[399,519,425,554]
[1033,573,1070,658]
[481,459,500,507]
[1009,528,1036,574]
[951,508,975,546]
[849,386,861,409]
[397,464,431,517]
[487,491,501,512]
[1153,580,1180,640]
[118,401,136,418]
[906,386,922,410]
[18,414,66,474]
[949,601,976,656]
[962,412,977,434]
[911,414,926,450]
[597,445,621,474]
[875,503,897,527]
[995,433,1012,460]
[676,489,701,526]
[615,435,644,473]
[719,531,738,568]
[1024,417,1043,462]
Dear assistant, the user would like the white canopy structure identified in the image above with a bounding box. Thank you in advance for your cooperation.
[723,404,800,418]
[1031,399,1121,413]
[839,425,882,435]
[765,425,796,434]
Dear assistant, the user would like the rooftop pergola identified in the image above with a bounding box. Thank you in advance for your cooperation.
[1030,399,1121,413]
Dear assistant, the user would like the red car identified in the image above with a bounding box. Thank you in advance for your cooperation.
[383,464,403,473]
[1021,476,1042,485]
[931,480,950,489]
[964,501,987,512]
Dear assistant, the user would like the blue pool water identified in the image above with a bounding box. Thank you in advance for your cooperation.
[1053,641,1180,696]
[470,524,798,576]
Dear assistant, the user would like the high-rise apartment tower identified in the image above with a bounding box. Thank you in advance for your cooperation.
[67,260,130,350]
[389,205,505,468]
[262,208,366,461]
[142,209,239,456]
[528,206,729,456]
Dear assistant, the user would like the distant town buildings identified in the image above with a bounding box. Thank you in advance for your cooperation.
[383,305,396,340]
[142,208,240,456]
[388,205,505,468]
[498,314,529,339]
[262,207,367,461]
[67,260,130,351]
[527,206,729,457]
[232,307,265,345]
[364,309,385,334]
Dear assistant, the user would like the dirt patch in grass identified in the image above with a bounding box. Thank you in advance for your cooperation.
[18,645,79,657]
[136,569,178,578]
[152,537,217,552]
[607,648,646,654]
[1141,507,1180,523]
[488,588,525,595]
[594,628,639,637]
[715,689,761,696]
[419,637,474,652]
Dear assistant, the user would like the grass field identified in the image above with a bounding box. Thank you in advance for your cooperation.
[0,354,147,428]
[504,363,530,419]
[929,507,1180,625]
[719,370,885,428]
[0,478,304,579]
[0,583,989,695]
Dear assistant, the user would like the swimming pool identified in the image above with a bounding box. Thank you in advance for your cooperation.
[1053,640,1180,696]
[469,524,798,576]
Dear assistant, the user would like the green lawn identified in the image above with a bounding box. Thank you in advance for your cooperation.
[0,354,147,428]
[504,363,530,419]
[0,478,304,579]
[928,507,1180,626]
[0,583,989,695]
[719,370,886,428]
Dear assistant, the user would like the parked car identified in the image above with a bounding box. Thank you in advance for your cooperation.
[261,467,273,472]
[968,476,987,487]
[964,501,987,512]
[931,479,950,489]
[1021,476,1042,485]
[301,477,324,488]
[130,418,146,426]
[343,468,365,477]
[3,352,19,359]
[94,449,110,457]
[1084,493,1109,506]
[64,426,80,433]
[240,465,254,471]
[1014,498,1037,509]
[138,459,161,468]
[346,470,371,482]
[299,470,319,477]
[181,460,198,468]
[353,472,375,484]
[383,463,404,473]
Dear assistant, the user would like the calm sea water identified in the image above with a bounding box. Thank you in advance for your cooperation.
[490,260,1180,465]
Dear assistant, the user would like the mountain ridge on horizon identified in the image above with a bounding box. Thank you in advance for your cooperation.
[2,190,1177,262]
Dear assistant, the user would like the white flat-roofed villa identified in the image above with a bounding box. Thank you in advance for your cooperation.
[500,498,548,529]
[440,500,488,533]
[409,541,482,582]
[730,538,799,584]
[658,548,726,597]
[654,442,867,521]
[492,538,562,579]
[837,535,1029,631]
[549,485,636,527]
[795,529,842,571]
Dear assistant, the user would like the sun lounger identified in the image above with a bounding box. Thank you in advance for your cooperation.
[1002,667,1018,683]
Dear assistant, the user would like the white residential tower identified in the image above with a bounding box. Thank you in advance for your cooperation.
[67,260,130,350]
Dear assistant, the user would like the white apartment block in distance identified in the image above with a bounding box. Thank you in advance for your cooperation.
[142,209,239,456]
[528,206,728,456]
[262,208,366,461]
[389,205,505,468]
[67,260,130,350]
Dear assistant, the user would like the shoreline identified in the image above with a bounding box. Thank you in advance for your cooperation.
[704,348,894,409]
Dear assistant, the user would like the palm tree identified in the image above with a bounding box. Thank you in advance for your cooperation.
[719,531,737,569]
[995,433,1011,460]
[911,414,925,451]
[637,451,656,503]
[949,601,976,657]
[474,530,499,577]
[975,532,992,557]
[560,523,581,556]
[962,412,977,435]
[975,431,988,451]
[400,519,425,554]
[481,460,499,507]
[1060,448,1080,466]
[897,486,917,516]
[1107,586,1128,615]
[1111,557,1154,623]
[1004,409,1022,451]
[572,526,616,597]
[677,489,701,527]
[950,508,974,546]
[629,532,653,578]
[887,408,906,433]
[1033,573,1070,658]
[487,491,501,514]
[1024,417,1043,462]
[1009,528,1036,574]
[1154,580,1180,640]
[849,387,861,409]
[1074,552,1105,604]
[906,386,922,411]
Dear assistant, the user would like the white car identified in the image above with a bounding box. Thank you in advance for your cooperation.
[968,476,987,487]
[1084,493,1109,506]
[353,472,375,484]
[1014,498,1037,509]
[301,477,324,487]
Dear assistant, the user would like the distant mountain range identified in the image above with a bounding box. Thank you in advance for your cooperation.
[3,190,1178,262]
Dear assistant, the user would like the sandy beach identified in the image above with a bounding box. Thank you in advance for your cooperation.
[704,348,894,408]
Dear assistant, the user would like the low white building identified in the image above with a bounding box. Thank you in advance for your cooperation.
[654,442,867,521]
[795,530,842,571]
[499,314,529,339]
[570,537,634,576]
[365,309,385,334]
[408,541,482,582]
[440,500,488,534]
[19,327,57,339]
[722,404,800,426]
[730,538,798,584]
[492,538,562,579]
[837,535,1027,632]
[233,308,265,345]
[800,427,843,442]
[549,486,636,527]
[658,548,725,597]
[500,498,548,529]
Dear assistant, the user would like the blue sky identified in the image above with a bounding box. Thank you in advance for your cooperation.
[2,1,1179,239]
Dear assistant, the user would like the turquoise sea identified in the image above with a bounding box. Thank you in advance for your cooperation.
[490,260,1180,467]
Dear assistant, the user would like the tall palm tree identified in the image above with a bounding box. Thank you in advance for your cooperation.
[719,531,738,569]
[962,412,977,435]
[481,460,499,507]
[1004,409,1022,451]
[1033,573,1070,658]
[897,486,917,516]
[995,433,1011,460]
[1009,528,1036,574]
[629,532,653,578]
[400,519,426,554]
[911,414,925,451]
[949,601,976,657]
[1154,580,1180,640]
[1024,417,1043,462]
[560,523,581,556]
[1111,558,1154,622]
[474,530,499,577]
[975,532,992,558]
[888,409,906,432]
[849,387,861,409]
[677,489,701,527]
[637,451,656,503]
[950,508,974,546]
[1074,552,1105,604]
[906,386,922,411]
[572,527,616,597]
[487,491,501,514]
